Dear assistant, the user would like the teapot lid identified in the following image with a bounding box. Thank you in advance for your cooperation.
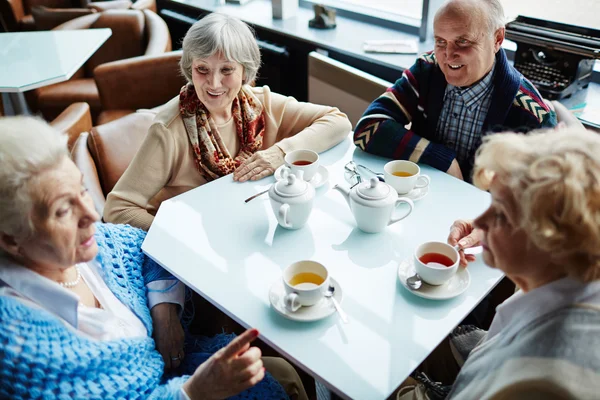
[273,168,308,197]
[356,177,390,200]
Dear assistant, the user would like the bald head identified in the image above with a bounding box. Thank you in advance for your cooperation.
[435,0,505,37]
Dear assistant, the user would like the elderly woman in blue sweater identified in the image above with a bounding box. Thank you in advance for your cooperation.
[0,117,305,399]
[400,126,600,399]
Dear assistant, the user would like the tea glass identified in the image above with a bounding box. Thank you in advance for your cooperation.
[285,149,319,181]
[414,241,459,285]
[384,160,430,195]
[282,260,329,312]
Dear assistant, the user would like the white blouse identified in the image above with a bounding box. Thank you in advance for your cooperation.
[0,257,184,340]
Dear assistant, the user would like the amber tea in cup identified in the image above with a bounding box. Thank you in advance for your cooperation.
[392,171,414,177]
[282,260,329,311]
[384,160,430,195]
[288,272,325,288]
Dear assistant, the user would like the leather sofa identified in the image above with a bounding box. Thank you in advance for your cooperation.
[33,9,171,122]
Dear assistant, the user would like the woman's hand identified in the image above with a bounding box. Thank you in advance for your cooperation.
[447,219,483,267]
[151,303,185,372]
[233,146,285,182]
[183,328,265,400]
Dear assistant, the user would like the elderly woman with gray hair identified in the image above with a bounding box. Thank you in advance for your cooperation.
[0,117,307,399]
[104,12,351,230]
[399,126,600,399]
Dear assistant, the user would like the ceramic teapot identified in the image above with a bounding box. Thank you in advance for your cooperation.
[269,167,315,229]
[334,177,414,233]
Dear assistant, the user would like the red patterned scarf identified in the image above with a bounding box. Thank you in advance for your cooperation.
[179,83,265,181]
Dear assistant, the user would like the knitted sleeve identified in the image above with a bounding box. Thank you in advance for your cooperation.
[511,78,558,130]
[95,222,175,285]
[353,55,456,172]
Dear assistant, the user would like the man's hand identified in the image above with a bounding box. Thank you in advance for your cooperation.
[183,328,265,400]
[151,303,185,372]
[447,219,483,267]
[233,146,285,182]
[447,159,464,180]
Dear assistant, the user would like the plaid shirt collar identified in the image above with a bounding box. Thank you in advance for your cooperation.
[444,62,496,111]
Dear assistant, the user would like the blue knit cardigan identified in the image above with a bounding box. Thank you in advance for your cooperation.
[354,49,557,180]
[0,223,288,400]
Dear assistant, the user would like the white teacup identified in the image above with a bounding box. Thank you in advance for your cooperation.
[282,260,329,312]
[414,242,459,286]
[285,149,319,181]
[384,160,430,195]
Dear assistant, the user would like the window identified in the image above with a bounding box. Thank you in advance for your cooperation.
[303,0,598,40]
[300,0,423,32]
[501,0,598,30]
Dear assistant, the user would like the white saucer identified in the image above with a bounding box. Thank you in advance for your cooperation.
[269,277,343,322]
[274,165,329,189]
[397,258,470,300]
[399,185,429,202]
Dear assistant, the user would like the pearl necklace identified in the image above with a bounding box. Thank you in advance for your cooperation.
[59,265,82,288]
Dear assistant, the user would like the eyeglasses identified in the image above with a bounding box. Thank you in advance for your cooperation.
[344,161,362,187]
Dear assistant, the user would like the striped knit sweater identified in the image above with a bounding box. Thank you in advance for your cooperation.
[353,49,557,180]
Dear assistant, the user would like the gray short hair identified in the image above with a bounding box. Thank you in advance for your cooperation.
[0,117,68,239]
[436,0,505,36]
[180,13,261,85]
[483,0,505,33]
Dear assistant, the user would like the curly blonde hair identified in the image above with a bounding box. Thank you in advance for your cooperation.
[473,127,600,282]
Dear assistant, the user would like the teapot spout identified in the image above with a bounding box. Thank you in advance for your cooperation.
[333,183,352,208]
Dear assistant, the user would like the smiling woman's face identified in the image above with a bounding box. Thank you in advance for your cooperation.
[192,52,244,117]
[17,157,100,271]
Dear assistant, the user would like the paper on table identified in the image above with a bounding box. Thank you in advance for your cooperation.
[363,39,418,54]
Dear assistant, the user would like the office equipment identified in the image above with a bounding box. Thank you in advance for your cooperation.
[506,16,600,100]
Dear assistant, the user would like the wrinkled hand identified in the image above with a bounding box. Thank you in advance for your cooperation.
[233,146,285,182]
[447,219,483,267]
[447,159,464,181]
[151,303,185,372]
[183,328,265,400]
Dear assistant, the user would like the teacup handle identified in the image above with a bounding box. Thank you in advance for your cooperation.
[415,175,430,189]
[388,197,414,226]
[277,203,292,228]
[283,292,301,312]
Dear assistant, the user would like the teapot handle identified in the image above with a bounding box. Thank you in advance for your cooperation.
[388,197,414,226]
[277,203,292,228]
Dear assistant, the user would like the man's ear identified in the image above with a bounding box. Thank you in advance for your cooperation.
[494,27,505,52]
[0,233,21,258]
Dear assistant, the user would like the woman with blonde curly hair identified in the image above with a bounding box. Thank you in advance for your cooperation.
[401,126,600,399]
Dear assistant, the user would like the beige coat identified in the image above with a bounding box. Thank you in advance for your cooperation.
[104,85,352,230]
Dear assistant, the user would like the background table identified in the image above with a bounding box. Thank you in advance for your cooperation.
[142,138,503,400]
[0,29,111,114]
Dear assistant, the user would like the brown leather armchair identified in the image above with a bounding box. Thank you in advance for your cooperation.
[50,102,93,149]
[0,0,78,31]
[71,109,154,215]
[30,0,156,31]
[33,9,171,122]
[94,50,185,124]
